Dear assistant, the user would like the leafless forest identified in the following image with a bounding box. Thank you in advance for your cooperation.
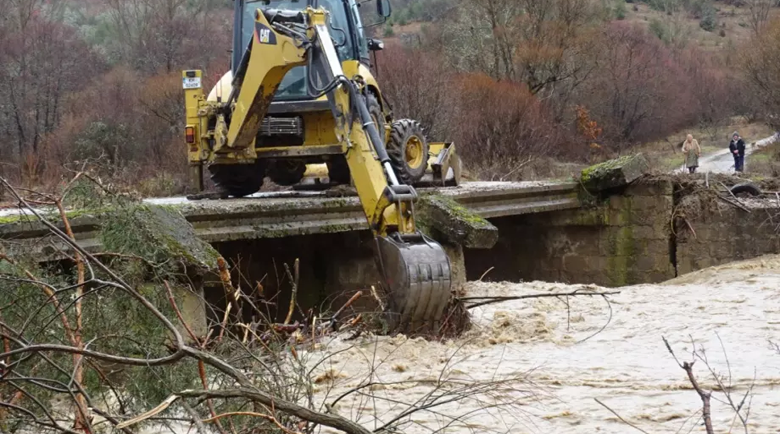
[2,0,780,192]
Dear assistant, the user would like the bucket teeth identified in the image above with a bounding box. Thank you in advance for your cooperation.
[377,235,452,333]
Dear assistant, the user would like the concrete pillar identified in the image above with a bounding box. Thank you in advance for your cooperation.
[443,243,466,295]
[174,284,209,341]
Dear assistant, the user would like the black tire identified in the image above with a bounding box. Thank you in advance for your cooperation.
[208,160,266,198]
[267,159,306,186]
[730,182,762,196]
[365,92,386,144]
[388,119,429,185]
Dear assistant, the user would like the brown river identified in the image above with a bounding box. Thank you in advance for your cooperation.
[303,255,780,433]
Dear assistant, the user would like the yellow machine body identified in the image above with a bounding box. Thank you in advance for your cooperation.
[182,4,455,332]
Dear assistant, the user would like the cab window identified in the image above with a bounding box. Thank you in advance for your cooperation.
[242,0,358,100]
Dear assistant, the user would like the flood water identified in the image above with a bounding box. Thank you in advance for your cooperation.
[305,255,780,433]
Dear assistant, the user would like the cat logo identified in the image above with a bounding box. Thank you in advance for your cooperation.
[259,28,270,44]
[254,23,277,45]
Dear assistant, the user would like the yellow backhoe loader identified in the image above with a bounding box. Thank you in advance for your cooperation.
[181,0,459,331]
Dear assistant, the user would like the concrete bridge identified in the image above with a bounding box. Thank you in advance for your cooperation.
[0,180,580,256]
[4,158,780,328]
[0,179,584,327]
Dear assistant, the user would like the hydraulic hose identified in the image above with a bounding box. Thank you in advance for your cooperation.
[354,91,388,163]
[351,84,400,186]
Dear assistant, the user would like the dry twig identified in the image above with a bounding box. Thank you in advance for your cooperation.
[594,398,650,434]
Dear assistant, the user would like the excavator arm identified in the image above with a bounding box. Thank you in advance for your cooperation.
[208,7,451,332]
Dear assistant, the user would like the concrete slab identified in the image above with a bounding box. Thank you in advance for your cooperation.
[0,181,581,258]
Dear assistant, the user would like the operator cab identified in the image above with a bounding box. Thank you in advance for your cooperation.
[234,0,372,104]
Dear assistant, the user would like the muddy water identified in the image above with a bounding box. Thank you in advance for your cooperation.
[306,255,780,433]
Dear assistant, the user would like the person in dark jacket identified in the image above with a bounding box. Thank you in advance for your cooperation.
[729,132,746,172]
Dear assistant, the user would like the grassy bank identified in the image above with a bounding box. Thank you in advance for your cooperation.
[746,145,780,179]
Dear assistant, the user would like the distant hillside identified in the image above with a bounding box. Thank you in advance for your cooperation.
[621,0,780,51]
[384,0,780,54]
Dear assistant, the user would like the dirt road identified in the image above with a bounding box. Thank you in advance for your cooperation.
[677,133,778,173]
[307,255,780,433]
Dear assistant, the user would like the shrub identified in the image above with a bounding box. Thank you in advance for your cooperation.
[448,74,562,178]
[379,43,453,140]
[650,18,668,41]
[648,0,682,12]
[683,0,708,18]
[73,122,129,167]
[614,1,627,19]
[700,3,718,31]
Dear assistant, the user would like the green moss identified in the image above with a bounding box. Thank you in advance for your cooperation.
[0,214,38,225]
[569,207,608,226]
[101,204,220,275]
[581,155,636,183]
[415,194,499,248]
[605,203,634,287]
[0,207,113,225]
[419,194,492,228]
[580,154,649,193]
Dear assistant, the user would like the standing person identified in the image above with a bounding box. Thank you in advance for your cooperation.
[682,134,701,174]
[729,132,746,173]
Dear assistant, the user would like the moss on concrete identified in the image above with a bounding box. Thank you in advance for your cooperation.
[101,204,220,273]
[605,209,635,287]
[581,154,650,192]
[417,194,499,249]
[0,207,110,226]
[422,195,492,227]
[581,155,635,183]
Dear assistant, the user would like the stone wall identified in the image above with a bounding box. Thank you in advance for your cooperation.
[465,180,676,287]
[465,178,780,287]
[675,195,780,274]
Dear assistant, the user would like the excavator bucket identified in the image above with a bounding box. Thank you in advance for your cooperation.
[377,235,452,333]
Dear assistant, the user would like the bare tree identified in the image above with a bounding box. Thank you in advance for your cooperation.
[441,0,599,98]
[0,1,101,183]
[746,0,773,35]
[103,0,229,74]
[742,19,780,129]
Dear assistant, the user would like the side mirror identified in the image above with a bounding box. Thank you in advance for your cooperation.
[376,0,391,18]
[368,38,384,51]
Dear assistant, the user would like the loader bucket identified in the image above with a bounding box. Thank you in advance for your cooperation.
[377,235,452,333]
[417,142,462,187]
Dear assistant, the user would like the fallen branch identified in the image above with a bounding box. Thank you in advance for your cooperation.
[116,395,180,429]
[461,289,620,310]
[120,389,373,434]
[683,217,698,239]
[594,398,650,434]
[719,181,751,213]
[327,291,362,330]
[202,411,302,434]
